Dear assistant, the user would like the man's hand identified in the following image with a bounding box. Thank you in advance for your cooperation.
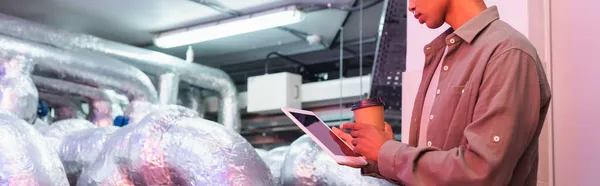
[339,122,394,161]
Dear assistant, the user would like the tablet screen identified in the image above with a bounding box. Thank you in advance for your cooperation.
[290,112,359,157]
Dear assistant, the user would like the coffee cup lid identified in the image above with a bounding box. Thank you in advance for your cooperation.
[351,97,385,111]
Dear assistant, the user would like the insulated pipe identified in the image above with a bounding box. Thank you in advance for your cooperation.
[33,76,114,127]
[38,93,86,121]
[178,86,206,118]
[0,34,158,112]
[159,73,179,105]
[0,14,240,132]
[0,56,38,123]
[0,112,70,185]
[78,106,271,185]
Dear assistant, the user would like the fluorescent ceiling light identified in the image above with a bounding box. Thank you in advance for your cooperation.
[154,5,305,48]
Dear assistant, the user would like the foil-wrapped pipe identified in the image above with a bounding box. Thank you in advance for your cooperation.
[42,119,95,141]
[0,112,69,185]
[78,106,272,185]
[33,76,114,127]
[102,89,126,118]
[264,146,289,186]
[58,127,119,185]
[33,117,50,131]
[255,148,269,160]
[159,73,179,105]
[0,14,240,132]
[0,56,38,123]
[281,135,395,186]
[178,86,206,118]
[39,93,86,121]
[0,33,158,105]
[123,100,159,125]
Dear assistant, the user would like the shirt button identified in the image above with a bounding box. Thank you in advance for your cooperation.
[450,38,456,44]
[427,141,432,146]
[436,89,441,95]
[493,136,500,142]
[461,89,464,94]
[443,66,449,71]
[429,115,434,120]
[426,47,431,50]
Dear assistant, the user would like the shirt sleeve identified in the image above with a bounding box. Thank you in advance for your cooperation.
[374,49,546,185]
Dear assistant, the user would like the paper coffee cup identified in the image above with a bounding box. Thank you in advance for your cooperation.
[351,97,385,131]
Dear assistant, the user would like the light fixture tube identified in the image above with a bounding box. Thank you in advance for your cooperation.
[154,5,305,48]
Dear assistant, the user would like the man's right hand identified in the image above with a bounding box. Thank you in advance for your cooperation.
[332,126,365,168]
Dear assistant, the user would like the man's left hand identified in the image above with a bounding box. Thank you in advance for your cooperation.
[340,122,394,161]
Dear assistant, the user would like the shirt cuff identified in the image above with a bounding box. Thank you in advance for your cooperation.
[360,160,382,178]
[377,140,409,180]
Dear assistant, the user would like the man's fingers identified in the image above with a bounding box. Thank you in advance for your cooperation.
[351,138,359,145]
[384,122,392,132]
[350,130,360,137]
[332,127,353,142]
[340,123,368,130]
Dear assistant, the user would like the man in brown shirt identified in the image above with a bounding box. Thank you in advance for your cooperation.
[332,0,552,185]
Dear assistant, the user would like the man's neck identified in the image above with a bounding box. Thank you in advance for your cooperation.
[445,1,488,30]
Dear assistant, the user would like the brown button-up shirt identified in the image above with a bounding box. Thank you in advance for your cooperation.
[363,6,552,186]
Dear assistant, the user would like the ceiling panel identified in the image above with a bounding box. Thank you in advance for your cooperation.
[0,0,377,65]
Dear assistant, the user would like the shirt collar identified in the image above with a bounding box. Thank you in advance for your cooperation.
[423,6,500,54]
[453,6,500,44]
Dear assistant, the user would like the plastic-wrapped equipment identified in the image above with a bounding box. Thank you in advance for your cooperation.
[264,146,289,186]
[255,148,269,160]
[281,135,395,186]
[123,100,158,125]
[78,106,273,185]
[58,127,119,185]
[0,112,69,185]
[0,56,38,123]
[33,118,50,131]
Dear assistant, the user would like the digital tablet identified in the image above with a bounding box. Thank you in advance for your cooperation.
[281,107,368,166]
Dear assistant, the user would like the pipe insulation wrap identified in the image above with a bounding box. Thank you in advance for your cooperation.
[123,100,159,125]
[0,56,38,123]
[33,76,114,127]
[0,33,157,104]
[38,93,86,121]
[178,86,206,118]
[78,106,272,185]
[159,73,179,105]
[59,127,119,185]
[263,146,289,186]
[33,118,50,131]
[281,135,395,186]
[0,112,69,185]
[0,14,239,132]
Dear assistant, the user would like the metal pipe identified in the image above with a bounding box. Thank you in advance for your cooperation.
[0,14,240,132]
[159,73,180,105]
[33,76,114,127]
[0,33,157,104]
[38,93,86,121]
[0,56,38,123]
[178,86,206,118]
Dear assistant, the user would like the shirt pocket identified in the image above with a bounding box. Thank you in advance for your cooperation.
[445,82,473,144]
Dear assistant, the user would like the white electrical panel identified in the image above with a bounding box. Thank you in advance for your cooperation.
[247,72,302,114]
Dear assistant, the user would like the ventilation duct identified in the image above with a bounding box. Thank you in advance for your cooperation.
[281,135,395,186]
[79,106,271,185]
[0,33,158,108]
[0,14,239,132]
[0,112,69,185]
[38,93,86,121]
[0,56,38,123]
[33,76,115,127]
